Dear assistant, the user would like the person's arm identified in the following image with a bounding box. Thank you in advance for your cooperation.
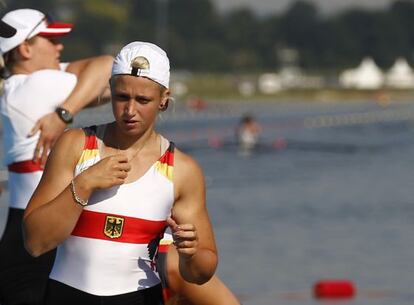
[61,55,113,114]
[29,55,113,165]
[23,128,130,257]
[168,150,218,285]
[166,246,241,305]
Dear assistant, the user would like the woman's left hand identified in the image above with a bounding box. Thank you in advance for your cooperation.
[167,216,199,259]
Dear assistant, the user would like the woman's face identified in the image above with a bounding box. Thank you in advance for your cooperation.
[110,75,168,136]
[28,36,63,70]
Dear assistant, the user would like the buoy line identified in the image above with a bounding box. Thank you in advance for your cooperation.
[304,107,414,129]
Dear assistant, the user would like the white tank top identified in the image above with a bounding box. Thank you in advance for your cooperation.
[50,125,175,296]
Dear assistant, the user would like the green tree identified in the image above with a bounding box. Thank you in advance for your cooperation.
[278,0,322,68]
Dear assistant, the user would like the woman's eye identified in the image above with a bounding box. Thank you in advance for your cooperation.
[114,94,129,100]
[137,98,151,104]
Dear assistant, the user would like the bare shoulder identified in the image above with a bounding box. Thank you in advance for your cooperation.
[173,148,205,201]
[52,128,85,152]
[58,127,85,142]
[173,148,204,183]
[45,128,87,169]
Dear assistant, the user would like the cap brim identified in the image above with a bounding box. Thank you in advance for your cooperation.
[0,20,17,38]
[38,22,73,37]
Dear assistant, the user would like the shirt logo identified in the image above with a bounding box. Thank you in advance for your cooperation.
[104,215,124,239]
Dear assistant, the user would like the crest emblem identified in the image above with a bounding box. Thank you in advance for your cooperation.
[104,215,124,239]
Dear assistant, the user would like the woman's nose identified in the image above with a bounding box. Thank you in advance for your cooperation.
[56,42,64,52]
[124,101,135,116]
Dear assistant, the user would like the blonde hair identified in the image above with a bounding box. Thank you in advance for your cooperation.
[0,55,5,93]
[130,56,150,70]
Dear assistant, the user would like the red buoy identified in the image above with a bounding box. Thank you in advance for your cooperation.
[273,137,287,150]
[314,280,356,299]
[208,136,223,148]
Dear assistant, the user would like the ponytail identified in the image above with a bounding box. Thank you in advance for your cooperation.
[0,55,5,93]
[0,51,13,90]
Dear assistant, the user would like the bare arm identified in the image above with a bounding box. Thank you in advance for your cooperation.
[166,246,240,305]
[23,129,85,256]
[61,55,113,114]
[169,150,218,284]
[30,55,113,165]
[23,128,130,257]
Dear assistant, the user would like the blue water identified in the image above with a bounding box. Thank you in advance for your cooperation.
[1,100,414,305]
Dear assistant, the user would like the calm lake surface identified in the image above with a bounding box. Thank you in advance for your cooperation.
[1,100,413,305]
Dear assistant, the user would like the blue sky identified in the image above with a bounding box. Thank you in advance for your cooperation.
[212,0,395,15]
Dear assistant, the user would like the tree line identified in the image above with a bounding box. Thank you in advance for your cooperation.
[4,0,414,73]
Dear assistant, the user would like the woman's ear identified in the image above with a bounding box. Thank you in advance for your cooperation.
[159,89,171,111]
[16,41,32,60]
[159,99,169,111]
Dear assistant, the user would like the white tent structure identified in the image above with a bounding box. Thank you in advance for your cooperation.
[385,58,414,89]
[258,73,282,94]
[339,57,384,89]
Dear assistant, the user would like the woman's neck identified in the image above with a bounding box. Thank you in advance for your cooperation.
[106,122,157,152]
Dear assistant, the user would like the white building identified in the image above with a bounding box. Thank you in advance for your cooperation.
[339,57,384,89]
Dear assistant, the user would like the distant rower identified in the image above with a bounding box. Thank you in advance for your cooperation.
[236,114,262,155]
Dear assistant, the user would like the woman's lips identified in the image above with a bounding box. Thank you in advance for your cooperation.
[123,119,139,127]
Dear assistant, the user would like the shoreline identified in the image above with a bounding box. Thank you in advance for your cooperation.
[176,73,414,103]
[191,89,414,103]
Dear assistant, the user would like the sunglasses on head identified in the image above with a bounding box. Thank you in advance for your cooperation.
[25,13,53,41]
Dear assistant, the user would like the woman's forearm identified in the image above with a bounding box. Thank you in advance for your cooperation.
[63,55,113,114]
[23,184,87,257]
[178,248,218,285]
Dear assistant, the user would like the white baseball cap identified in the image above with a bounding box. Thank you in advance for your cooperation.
[112,41,170,88]
[0,9,73,54]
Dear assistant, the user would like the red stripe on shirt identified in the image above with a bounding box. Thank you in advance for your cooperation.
[8,160,43,173]
[84,134,98,150]
[158,244,170,253]
[71,210,166,244]
[159,149,174,167]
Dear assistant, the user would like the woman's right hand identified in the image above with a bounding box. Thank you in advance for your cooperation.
[77,154,131,191]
